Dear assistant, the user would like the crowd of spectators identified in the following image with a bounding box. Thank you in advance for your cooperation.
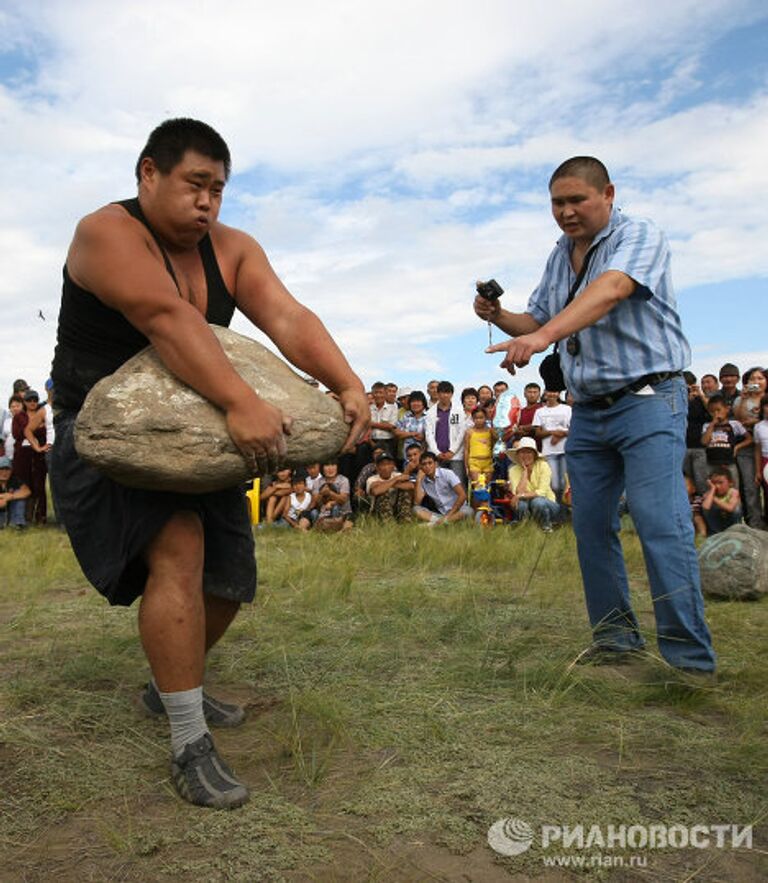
[0,378,54,529]
[258,363,768,536]
[2,363,767,537]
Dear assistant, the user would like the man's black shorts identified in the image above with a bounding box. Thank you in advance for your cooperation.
[51,411,257,607]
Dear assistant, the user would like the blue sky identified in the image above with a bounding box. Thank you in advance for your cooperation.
[0,0,766,399]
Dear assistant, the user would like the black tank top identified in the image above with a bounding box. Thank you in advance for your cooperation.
[51,198,235,411]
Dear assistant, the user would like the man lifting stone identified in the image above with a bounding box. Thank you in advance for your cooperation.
[50,118,369,809]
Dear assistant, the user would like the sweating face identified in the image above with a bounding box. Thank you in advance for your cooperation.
[141,150,226,249]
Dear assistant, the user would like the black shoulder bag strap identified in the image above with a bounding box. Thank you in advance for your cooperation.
[538,244,598,391]
[554,244,598,356]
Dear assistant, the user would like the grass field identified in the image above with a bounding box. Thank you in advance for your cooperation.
[1,520,766,882]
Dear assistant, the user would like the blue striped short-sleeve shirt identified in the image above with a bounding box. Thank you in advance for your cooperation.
[526,208,691,402]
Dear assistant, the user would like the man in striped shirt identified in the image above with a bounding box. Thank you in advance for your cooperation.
[476,156,715,675]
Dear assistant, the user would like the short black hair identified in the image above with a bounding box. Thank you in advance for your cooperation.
[493,380,508,390]
[707,393,726,409]
[135,118,231,184]
[701,373,718,386]
[709,466,733,482]
[371,381,386,391]
[408,390,427,408]
[683,371,697,385]
[549,156,610,191]
[524,382,541,391]
[437,381,454,394]
[461,387,479,403]
[420,451,438,463]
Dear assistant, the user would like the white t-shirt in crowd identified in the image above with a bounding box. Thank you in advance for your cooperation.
[754,420,768,458]
[532,403,572,458]
[287,491,313,520]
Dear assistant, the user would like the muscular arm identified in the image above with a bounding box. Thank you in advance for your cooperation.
[68,209,287,471]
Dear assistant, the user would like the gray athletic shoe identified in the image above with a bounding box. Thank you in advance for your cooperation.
[139,682,246,728]
[171,733,249,809]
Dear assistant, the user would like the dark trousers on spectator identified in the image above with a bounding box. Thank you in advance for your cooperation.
[737,446,765,528]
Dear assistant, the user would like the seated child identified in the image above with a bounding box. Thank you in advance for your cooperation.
[260,467,292,523]
[278,471,314,531]
[701,466,743,535]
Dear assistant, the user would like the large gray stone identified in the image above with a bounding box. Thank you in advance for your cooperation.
[698,524,768,601]
[74,326,348,493]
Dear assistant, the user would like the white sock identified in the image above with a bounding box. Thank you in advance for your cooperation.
[158,685,209,757]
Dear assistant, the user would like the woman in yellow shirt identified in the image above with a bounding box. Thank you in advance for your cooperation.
[507,437,560,532]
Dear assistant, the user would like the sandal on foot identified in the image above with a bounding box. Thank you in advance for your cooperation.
[139,682,246,728]
[171,733,249,809]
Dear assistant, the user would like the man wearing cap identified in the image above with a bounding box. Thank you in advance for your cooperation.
[506,438,560,532]
[0,455,30,529]
[476,155,715,674]
[49,118,369,809]
[365,452,414,522]
[717,363,740,413]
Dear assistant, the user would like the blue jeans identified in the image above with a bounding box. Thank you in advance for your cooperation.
[567,377,716,671]
[1,498,27,528]
[516,496,560,528]
[545,454,567,500]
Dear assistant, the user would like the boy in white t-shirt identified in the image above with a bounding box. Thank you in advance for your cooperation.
[532,389,571,501]
[280,472,314,531]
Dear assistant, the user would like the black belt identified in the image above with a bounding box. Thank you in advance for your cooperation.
[581,372,682,410]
